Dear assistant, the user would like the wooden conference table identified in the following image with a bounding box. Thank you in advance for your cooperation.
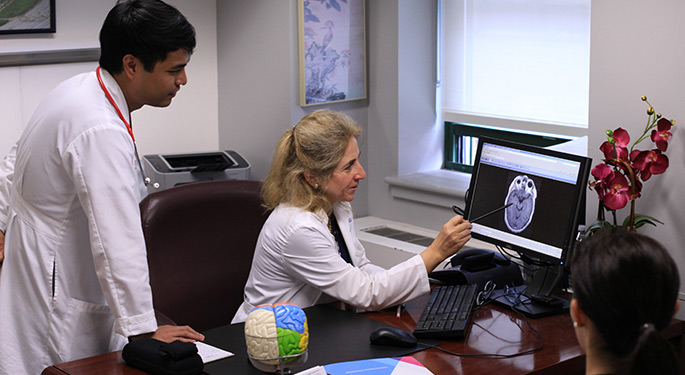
[43,293,685,375]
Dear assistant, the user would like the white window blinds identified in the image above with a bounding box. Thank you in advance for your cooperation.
[441,0,591,133]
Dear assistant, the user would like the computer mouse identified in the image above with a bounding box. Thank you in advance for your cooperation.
[369,327,417,348]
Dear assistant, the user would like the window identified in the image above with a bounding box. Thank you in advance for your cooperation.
[440,0,591,171]
[444,122,569,173]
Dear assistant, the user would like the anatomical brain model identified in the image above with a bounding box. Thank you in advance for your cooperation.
[244,303,309,367]
[504,175,537,233]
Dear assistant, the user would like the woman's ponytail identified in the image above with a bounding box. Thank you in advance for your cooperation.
[628,323,678,375]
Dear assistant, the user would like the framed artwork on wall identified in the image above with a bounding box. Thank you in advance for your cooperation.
[0,0,56,35]
[298,0,366,106]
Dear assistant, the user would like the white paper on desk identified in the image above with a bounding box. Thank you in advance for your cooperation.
[295,365,327,375]
[196,341,234,363]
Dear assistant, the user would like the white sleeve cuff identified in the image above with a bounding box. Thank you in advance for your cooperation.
[114,310,158,338]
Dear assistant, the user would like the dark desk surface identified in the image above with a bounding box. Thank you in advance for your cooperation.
[42,293,685,375]
[201,304,435,374]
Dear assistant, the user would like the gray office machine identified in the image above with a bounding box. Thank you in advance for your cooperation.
[142,150,250,194]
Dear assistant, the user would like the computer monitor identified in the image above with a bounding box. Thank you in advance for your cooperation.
[464,136,592,317]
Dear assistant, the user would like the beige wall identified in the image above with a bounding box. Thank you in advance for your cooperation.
[0,0,219,158]
[215,0,371,215]
[588,0,685,316]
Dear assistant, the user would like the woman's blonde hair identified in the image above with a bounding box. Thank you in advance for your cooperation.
[262,109,361,213]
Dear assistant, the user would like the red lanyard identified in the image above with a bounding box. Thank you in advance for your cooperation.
[95,66,151,187]
[96,66,135,142]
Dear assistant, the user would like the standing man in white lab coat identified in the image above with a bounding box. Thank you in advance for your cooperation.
[0,1,204,373]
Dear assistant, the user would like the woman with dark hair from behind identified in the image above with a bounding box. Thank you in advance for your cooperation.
[570,228,680,375]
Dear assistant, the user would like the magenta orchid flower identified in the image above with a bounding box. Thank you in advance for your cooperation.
[650,118,673,152]
[631,149,669,181]
[587,96,675,233]
[600,127,630,161]
[602,173,631,210]
[589,163,613,200]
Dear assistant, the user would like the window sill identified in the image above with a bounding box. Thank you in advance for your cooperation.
[384,169,471,208]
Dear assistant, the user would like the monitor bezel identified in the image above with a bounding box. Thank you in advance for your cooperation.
[465,136,592,266]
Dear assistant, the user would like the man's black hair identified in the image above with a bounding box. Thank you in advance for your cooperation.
[99,0,196,74]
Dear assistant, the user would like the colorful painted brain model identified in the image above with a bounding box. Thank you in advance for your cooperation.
[244,303,309,366]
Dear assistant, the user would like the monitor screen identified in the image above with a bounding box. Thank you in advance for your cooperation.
[465,137,592,265]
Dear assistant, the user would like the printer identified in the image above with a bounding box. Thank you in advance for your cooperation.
[142,150,250,194]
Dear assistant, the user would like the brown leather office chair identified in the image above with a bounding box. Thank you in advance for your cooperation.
[139,179,269,332]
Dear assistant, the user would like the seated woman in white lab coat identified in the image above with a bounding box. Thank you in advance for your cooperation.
[570,228,680,375]
[232,109,472,323]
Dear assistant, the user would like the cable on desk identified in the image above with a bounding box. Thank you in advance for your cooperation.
[496,245,520,261]
[496,244,552,269]
[495,245,535,276]
[416,290,544,359]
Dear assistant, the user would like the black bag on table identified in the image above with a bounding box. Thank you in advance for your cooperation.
[122,338,204,375]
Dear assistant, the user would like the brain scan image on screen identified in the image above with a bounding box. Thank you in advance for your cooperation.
[504,175,537,233]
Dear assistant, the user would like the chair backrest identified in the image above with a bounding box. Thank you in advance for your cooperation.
[139,179,268,332]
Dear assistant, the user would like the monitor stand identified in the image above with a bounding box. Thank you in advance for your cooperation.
[490,264,569,318]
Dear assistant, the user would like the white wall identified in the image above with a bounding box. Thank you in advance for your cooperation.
[135,0,219,157]
[398,0,441,176]
[589,0,685,316]
[215,1,297,181]
[365,0,399,222]
[366,0,455,231]
[0,0,219,158]
[0,0,110,155]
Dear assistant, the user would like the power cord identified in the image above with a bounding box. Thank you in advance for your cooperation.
[416,289,544,359]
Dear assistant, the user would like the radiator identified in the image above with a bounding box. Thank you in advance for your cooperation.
[354,216,497,269]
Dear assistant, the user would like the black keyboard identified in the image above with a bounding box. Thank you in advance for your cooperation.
[413,284,478,338]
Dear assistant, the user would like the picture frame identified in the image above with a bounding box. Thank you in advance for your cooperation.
[298,0,366,106]
[0,0,56,35]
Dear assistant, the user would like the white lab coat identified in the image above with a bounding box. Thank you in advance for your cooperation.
[0,142,16,233]
[232,202,430,323]
[0,143,16,281]
[0,69,157,374]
